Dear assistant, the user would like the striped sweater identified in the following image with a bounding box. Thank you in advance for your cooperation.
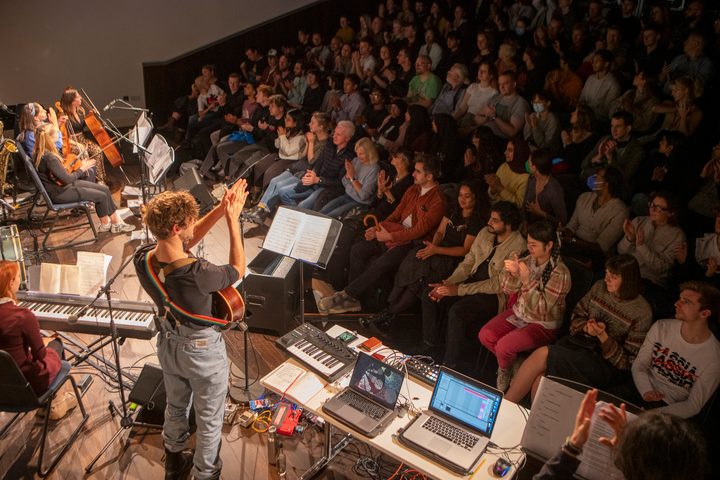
[570,280,653,370]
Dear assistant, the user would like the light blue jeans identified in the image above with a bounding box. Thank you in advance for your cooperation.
[259,171,300,210]
[319,193,363,219]
[156,319,228,479]
[279,184,324,209]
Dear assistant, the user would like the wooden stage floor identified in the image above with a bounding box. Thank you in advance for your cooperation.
[0,165,401,480]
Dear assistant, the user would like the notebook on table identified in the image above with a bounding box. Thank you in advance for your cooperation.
[399,367,503,475]
[322,352,404,438]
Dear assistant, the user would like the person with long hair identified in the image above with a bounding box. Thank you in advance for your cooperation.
[246,109,307,205]
[559,105,598,175]
[0,260,64,395]
[318,137,381,219]
[505,254,652,404]
[430,113,464,183]
[18,103,62,154]
[376,103,432,155]
[652,74,703,137]
[521,149,567,234]
[368,98,408,159]
[479,221,571,392]
[486,138,530,208]
[610,71,660,136]
[32,123,134,234]
[454,61,499,134]
[59,87,106,184]
[361,180,490,332]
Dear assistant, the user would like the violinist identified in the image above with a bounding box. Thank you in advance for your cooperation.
[59,88,107,185]
[18,103,96,182]
[33,123,135,234]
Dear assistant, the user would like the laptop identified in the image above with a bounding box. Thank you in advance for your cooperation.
[322,352,404,437]
[399,367,503,474]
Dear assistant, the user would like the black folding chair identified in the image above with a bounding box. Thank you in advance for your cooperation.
[0,350,89,477]
[15,142,98,251]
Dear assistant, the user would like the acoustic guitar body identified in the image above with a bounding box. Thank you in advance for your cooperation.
[213,285,245,328]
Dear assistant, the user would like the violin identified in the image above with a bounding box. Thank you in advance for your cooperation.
[53,102,83,175]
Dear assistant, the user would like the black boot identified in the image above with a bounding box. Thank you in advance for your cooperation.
[165,448,194,480]
[359,309,395,333]
[244,206,268,225]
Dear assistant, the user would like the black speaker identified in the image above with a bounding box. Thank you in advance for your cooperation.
[174,168,214,216]
[129,363,195,427]
[243,250,302,337]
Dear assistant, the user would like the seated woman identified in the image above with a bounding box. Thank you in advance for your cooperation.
[247,109,307,205]
[650,75,703,139]
[453,61,498,135]
[186,74,224,141]
[486,137,530,209]
[374,104,432,156]
[361,180,489,331]
[33,124,134,234]
[631,131,686,217]
[59,87,107,184]
[495,43,517,74]
[243,113,332,236]
[618,191,685,318]
[505,254,652,404]
[367,99,407,159]
[521,149,567,235]
[479,221,571,392]
[0,260,63,395]
[318,138,381,219]
[523,90,561,155]
[19,103,96,183]
[543,53,583,113]
[558,105,598,177]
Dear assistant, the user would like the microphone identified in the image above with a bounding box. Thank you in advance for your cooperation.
[0,102,12,113]
[103,99,118,111]
[68,304,91,325]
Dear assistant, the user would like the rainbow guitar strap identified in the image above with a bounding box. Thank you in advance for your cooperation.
[144,250,229,328]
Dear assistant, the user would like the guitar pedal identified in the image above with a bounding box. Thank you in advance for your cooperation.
[278,409,301,436]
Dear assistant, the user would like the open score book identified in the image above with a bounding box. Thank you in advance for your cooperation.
[262,207,334,265]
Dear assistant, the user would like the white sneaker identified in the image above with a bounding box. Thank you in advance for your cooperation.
[111,222,135,233]
[497,367,512,392]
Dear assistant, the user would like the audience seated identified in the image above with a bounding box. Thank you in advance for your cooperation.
[405,55,442,108]
[578,49,621,123]
[476,71,530,141]
[418,200,526,368]
[558,105,598,175]
[523,90,561,154]
[331,74,366,122]
[505,254,652,403]
[453,61,498,134]
[318,154,446,314]
[479,220,571,392]
[428,63,468,116]
[486,137,530,208]
[521,149,567,234]
[609,281,720,419]
[675,201,720,291]
[661,30,715,95]
[609,71,660,137]
[652,74,704,138]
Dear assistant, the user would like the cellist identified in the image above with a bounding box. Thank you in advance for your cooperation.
[18,103,96,182]
[59,88,107,185]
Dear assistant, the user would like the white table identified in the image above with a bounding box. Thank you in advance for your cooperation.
[262,325,528,480]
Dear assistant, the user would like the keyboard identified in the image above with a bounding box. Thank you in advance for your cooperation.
[276,323,357,383]
[17,291,156,340]
[422,416,480,451]
[337,390,387,420]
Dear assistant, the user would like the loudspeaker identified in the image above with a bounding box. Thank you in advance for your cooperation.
[243,250,302,337]
[174,167,214,216]
[129,363,195,427]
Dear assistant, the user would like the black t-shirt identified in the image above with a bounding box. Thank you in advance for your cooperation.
[468,237,499,284]
[441,209,483,248]
[134,243,240,327]
[362,104,390,129]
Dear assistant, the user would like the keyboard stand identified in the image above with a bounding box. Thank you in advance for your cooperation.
[301,422,353,480]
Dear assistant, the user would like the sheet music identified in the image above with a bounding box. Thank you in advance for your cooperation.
[576,402,630,480]
[263,208,304,256]
[76,252,111,297]
[145,135,173,184]
[39,263,81,295]
[290,215,332,264]
[132,113,152,153]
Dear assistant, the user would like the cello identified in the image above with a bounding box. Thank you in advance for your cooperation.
[79,89,123,168]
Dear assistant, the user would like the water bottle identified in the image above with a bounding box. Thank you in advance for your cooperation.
[277,443,286,477]
[267,426,278,465]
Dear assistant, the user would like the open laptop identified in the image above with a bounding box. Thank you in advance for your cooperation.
[399,367,503,474]
[322,352,404,437]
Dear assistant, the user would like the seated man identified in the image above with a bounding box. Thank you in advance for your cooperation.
[674,200,720,291]
[479,221,571,392]
[418,201,527,368]
[330,74,366,122]
[428,63,469,116]
[319,154,446,313]
[578,49,621,123]
[475,71,530,142]
[610,281,720,419]
[579,111,645,190]
[563,167,628,270]
[661,30,715,94]
[404,55,443,108]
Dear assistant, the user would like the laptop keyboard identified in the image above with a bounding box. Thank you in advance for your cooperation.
[337,390,387,420]
[422,416,480,451]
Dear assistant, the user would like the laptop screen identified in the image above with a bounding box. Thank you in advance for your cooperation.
[349,352,404,409]
[430,368,502,437]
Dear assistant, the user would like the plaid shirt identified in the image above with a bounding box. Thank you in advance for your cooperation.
[501,256,571,330]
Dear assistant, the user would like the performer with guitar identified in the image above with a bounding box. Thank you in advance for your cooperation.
[133,180,247,480]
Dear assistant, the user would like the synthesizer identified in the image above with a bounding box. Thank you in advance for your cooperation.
[17,291,157,340]
[276,323,357,383]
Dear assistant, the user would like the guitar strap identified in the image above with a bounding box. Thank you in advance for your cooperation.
[144,250,229,328]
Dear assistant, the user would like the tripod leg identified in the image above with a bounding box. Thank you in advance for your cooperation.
[85,424,129,473]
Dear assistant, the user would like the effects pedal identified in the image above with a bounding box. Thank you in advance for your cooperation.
[270,403,291,429]
[405,357,439,387]
[238,410,256,428]
[278,409,301,436]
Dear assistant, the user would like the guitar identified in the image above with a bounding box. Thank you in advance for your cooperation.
[213,285,245,327]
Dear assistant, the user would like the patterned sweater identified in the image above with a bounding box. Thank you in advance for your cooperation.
[569,280,653,370]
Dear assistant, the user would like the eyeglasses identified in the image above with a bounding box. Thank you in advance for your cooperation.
[648,201,669,212]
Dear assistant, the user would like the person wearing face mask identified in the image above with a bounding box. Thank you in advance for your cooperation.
[523,90,561,155]
[509,0,536,31]
[562,167,629,271]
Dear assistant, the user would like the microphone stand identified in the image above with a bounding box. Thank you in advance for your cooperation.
[85,251,137,473]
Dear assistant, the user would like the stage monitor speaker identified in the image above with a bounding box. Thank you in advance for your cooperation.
[243,250,302,337]
[130,363,195,427]
[174,168,214,216]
